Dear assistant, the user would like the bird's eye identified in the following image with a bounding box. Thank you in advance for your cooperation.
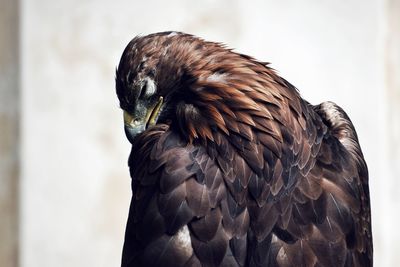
[148,69,156,78]
[139,78,156,100]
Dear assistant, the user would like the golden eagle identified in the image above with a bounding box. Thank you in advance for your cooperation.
[116,32,372,267]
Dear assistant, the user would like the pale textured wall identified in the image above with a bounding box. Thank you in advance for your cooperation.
[383,0,400,265]
[0,0,19,266]
[14,0,399,266]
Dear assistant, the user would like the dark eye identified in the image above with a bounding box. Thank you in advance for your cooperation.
[139,78,156,100]
[147,69,156,78]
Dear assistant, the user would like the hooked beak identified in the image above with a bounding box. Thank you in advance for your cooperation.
[123,96,163,143]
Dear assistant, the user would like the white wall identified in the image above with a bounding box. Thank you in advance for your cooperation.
[19,0,398,266]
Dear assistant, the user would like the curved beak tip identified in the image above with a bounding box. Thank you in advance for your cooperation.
[122,96,164,144]
[124,124,146,144]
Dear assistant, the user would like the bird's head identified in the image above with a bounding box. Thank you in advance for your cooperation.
[116,32,200,143]
[116,31,285,144]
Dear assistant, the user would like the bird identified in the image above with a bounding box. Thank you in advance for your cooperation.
[115,31,372,267]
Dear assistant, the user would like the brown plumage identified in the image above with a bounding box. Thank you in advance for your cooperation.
[116,31,372,267]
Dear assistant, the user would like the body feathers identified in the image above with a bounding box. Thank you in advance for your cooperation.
[117,32,372,267]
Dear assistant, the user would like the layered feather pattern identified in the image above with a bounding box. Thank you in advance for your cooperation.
[117,32,372,267]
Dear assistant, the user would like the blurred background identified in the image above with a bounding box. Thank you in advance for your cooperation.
[0,0,399,266]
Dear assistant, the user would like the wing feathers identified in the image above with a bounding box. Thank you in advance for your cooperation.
[123,94,371,266]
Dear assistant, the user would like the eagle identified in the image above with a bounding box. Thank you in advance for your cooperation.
[115,31,372,267]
